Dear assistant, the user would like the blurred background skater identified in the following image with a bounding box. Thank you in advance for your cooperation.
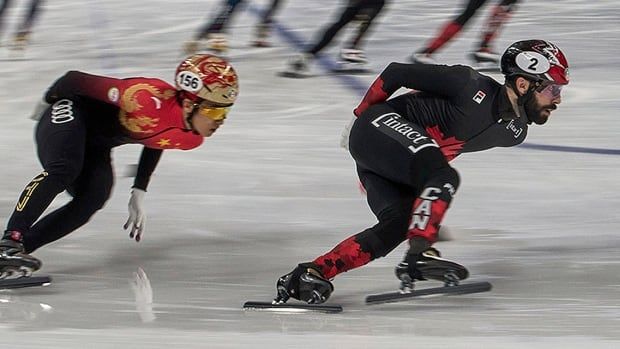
[283,0,387,77]
[252,0,284,47]
[0,0,43,50]
[184,0,285,54]
[410,0,519,66]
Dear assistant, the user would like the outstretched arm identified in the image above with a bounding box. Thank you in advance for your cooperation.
[354,63,471,116]
[125,147,163,242]
[45,70,127,106]
[132,147,163,192]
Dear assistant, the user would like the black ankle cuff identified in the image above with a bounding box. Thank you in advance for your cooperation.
[3,230,24,243]
[407,237,431,255]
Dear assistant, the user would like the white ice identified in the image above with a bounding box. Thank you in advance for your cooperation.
[0,0,619,348]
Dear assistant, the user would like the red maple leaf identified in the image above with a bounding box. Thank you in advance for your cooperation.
[425,125,465,162]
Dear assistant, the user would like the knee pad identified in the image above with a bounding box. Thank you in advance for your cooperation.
[417,165,460,200]
[407,166,460,243]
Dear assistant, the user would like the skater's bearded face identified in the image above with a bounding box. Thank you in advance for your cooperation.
[526,82,563,125]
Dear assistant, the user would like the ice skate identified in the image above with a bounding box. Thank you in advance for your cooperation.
[278,53,314,78]
[333,48,372,74]
[470,47,501,72]
[395,247,468,292]
[205,33,228,53]
[9,32,30,51]
[365,247,489,305]
[251,24,271,48]
[183,40,202,55]
[183,33,228,55]
[0,238,41,279]
[409,50,437,65]
[274,262,334,304]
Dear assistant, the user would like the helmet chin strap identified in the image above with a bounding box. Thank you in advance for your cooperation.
[508,78,540,124]
[177,91,201,135]
[185,103,201,135]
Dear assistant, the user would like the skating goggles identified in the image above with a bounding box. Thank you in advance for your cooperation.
[536,82,563,99]
[194,100,230,121]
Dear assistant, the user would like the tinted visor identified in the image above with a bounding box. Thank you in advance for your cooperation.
[537,82,563,99]
[195,100,230,121]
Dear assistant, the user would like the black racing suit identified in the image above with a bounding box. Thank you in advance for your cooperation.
[313,62,528,279]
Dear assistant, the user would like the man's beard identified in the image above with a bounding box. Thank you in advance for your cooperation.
[524,98,556,125]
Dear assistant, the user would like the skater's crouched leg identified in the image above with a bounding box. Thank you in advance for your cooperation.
[356,205,412,259]
[396,166,468,287]
[24,160,113,253]
[24,149,113,253]
[312,204,412,281]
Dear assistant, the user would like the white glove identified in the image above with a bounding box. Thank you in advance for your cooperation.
[29,99,50,121]
[124,188,146,242]
[339,116,356,150]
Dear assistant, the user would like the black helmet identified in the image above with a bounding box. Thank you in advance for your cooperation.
[500,40,569,85]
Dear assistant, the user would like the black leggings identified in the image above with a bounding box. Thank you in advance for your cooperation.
[0,0,43,34]
[198,0,283,36]
[312,104,460,278]
[349,104,460,256]
[308,0,386,55]
[454,0,517,25]
[6,99,113,253]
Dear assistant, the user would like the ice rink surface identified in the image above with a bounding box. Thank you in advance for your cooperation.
[0,0,619,348]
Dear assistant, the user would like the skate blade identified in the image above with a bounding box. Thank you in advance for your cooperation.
[472,63,500,73]
[243,301,342,314]
[250,40,271,48]
[0,275,52,289]
[276,71,314,79]
[330,67,373,75]
[366,281,492,305]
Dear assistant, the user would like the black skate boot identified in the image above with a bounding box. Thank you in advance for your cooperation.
[339,48,368,65]
[409,49,437,65]
[280,53,313,78]
[275,262,334,304]
[335,48,371,73]
[395,247,468,292]
[0,233,42,279]
[9,31,30,51]
[469,47,500,64]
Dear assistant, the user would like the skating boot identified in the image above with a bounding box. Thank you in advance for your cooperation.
[251,24,271,48]
[470,47,500,64]
[183,33,228,55]
[0,234,41,279]
[409,49,437,65]
[9,31,30,51]
[336,48,370,72]
[206,33,228,53]
[395,247,468,292]
[281,53,313,78]
[183,39,202,55]
[470,47,500,71]
[274,262,334,304]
